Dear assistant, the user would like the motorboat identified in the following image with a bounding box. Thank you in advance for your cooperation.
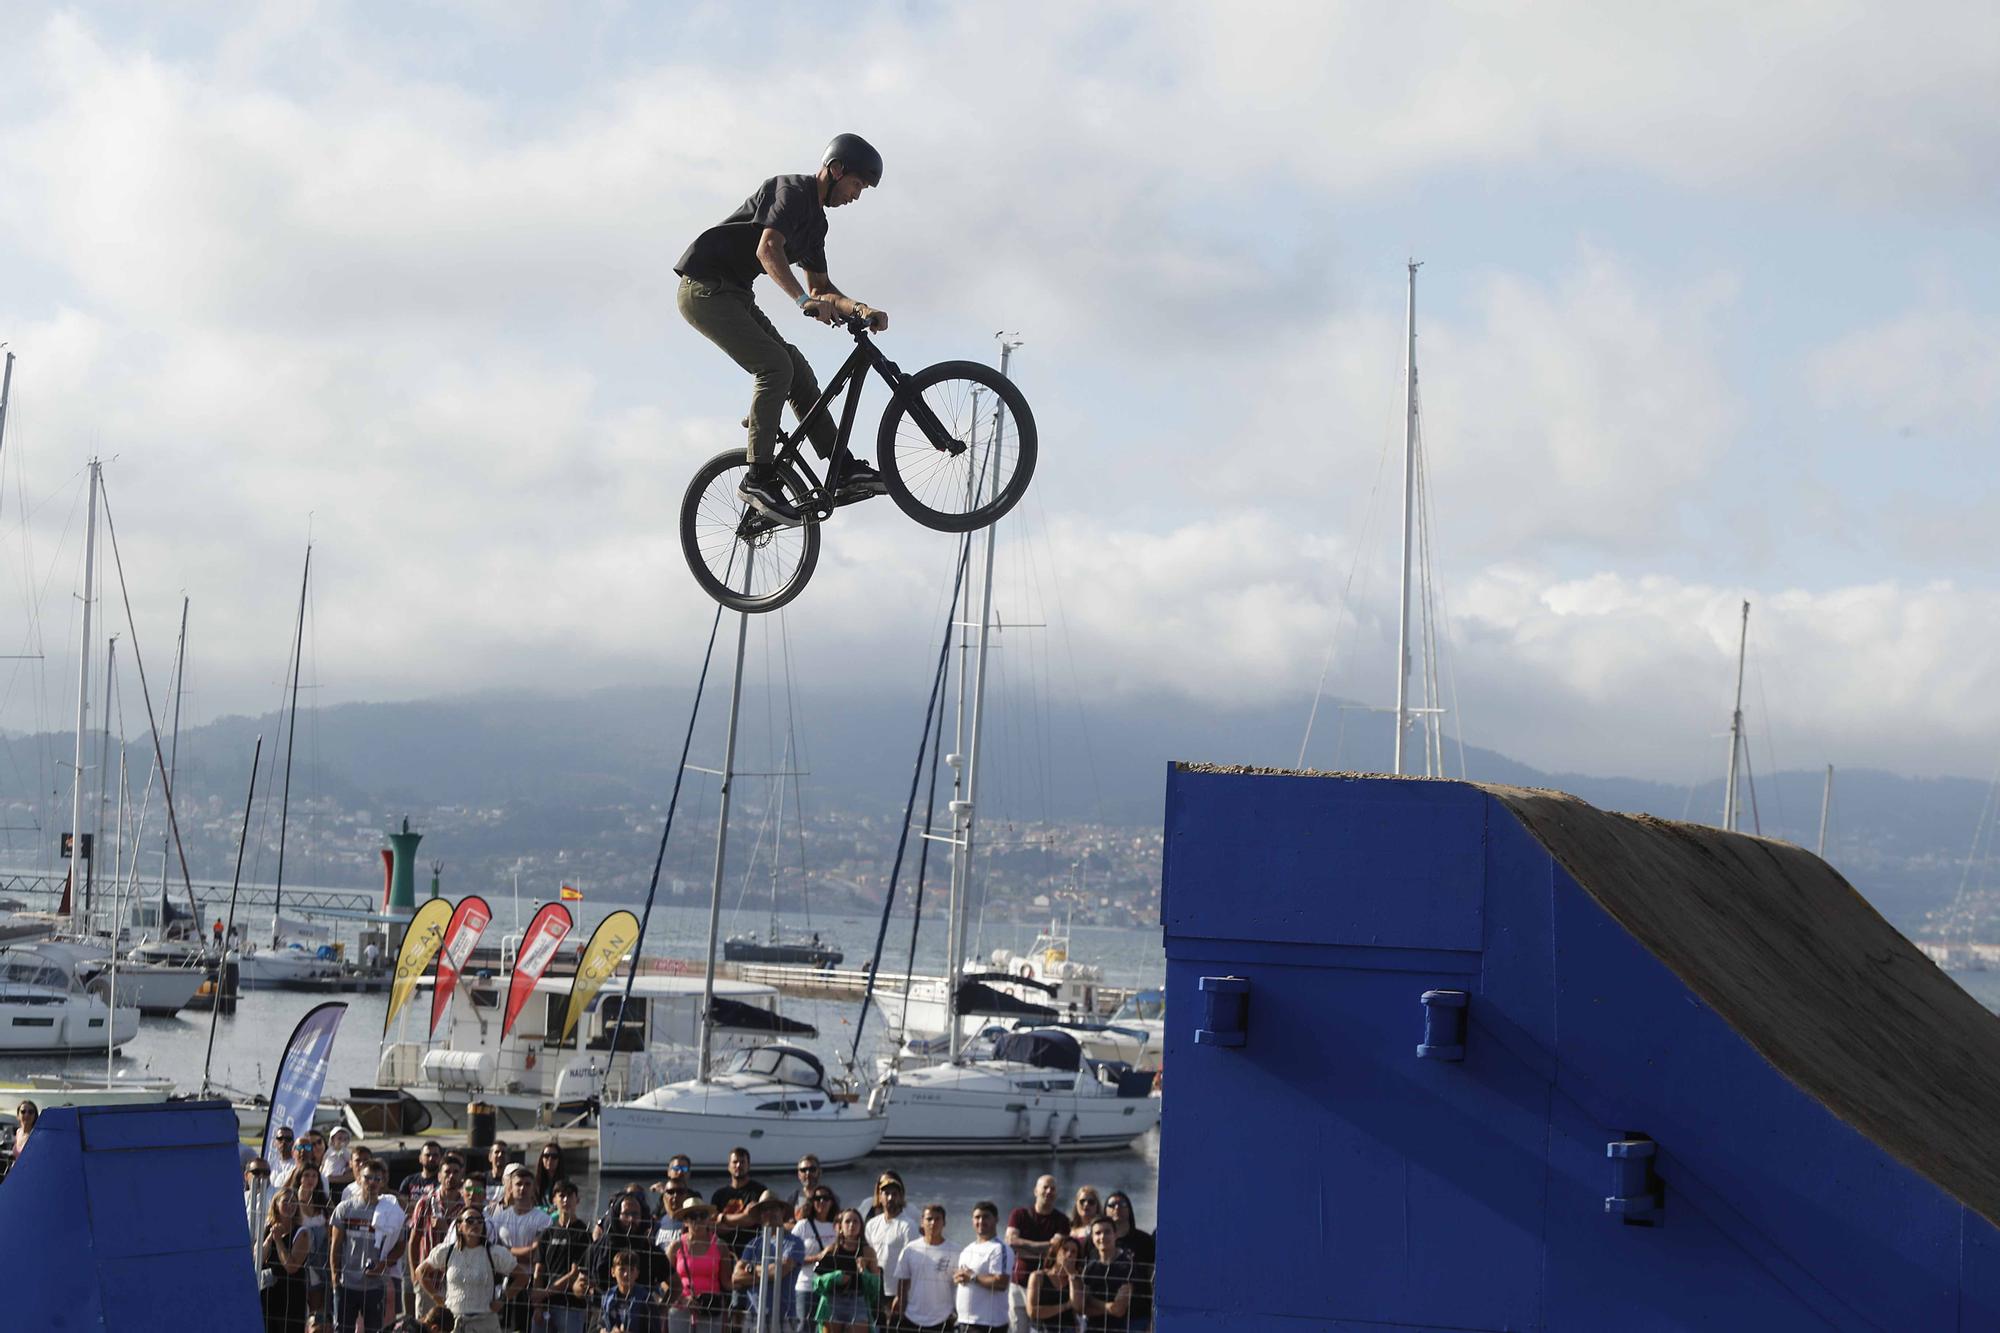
[0,943,140,1054]
[1074,990,1163,1071]
[599,1043,886,1170]
[874,1027,1159,1155]
[722,932,844,968]
[33,936,204,1017]
[375,970,809,1131]
[235,940,345,990]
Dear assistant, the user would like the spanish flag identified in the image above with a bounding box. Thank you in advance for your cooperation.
[559,884,583,902]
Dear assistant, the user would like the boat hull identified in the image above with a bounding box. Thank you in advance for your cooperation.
[878,1076,1160,1156]
[599,1097,886,1171]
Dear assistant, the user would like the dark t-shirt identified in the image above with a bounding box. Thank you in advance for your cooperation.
[1006,1208,1070,1287]
[676,174,828,286]
[712,1179,771,1248]
[536,1217,593,1308]
[1080,1253,1139,1331]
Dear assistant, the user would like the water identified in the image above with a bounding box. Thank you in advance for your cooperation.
[4,911,1166,1227]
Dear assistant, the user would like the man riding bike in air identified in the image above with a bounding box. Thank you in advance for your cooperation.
[674,133,892,526]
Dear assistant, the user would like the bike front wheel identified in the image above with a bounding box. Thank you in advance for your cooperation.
[679,450,822,613]
[876,360,1038,533]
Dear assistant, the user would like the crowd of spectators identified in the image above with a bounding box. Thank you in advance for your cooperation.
[241,1135,1154,1333]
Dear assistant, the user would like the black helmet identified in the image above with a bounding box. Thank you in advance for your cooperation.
[822,133,883,187]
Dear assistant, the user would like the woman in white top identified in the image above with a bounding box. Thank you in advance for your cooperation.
[418,1206,522,1333]
[790,1184,840,1330]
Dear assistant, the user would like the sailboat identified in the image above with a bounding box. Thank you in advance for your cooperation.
[597,553,887,1170]
[871,342,1161,1155]
[234,547,342,990]
[721,733,844,968]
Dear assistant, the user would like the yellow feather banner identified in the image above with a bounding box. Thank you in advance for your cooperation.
[383,896,456,1033]
[561,909,641,1045]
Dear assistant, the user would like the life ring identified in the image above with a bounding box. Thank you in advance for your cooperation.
[1016,962,1033,979]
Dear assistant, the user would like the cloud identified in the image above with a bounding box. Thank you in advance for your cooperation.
[1,2,1997,802]
[1806,308,2000,442]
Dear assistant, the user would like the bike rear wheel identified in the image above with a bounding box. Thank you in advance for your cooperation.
[876,360,1038,533]
[679,450,821,613]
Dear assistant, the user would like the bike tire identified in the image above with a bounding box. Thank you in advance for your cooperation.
[679,450,822,613]
[876,360,1038,534]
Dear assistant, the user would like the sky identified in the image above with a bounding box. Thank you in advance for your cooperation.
[2,1,1999,791]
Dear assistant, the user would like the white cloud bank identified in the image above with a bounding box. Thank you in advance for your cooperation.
[1,4,1997,791]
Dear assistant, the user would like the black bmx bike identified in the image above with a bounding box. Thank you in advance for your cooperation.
[679,316,1038,612]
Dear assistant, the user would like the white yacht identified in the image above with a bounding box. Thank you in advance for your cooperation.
[1075,990,1164,1071]
[593,564,888,1170]
[235,942,345,990]
[599,1043,886,1170]
[874,1027,1158,1154]
[38,936,204,1017]
[0,943,141,1054]
[376,970,804,1131]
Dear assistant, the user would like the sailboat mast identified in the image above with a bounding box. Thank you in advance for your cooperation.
[1817,764,1834,859]
[697,580,755,1082]
[946,338,1017,1060]
[1723,600,1749,832]
[164,599,188,926]
[94,634,117,926]
[271,547,310,947]
[1393,262,1421,776]
[69,460,101,919]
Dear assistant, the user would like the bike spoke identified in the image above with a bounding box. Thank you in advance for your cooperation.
[888,376,1024,520]
[689,467,812,603]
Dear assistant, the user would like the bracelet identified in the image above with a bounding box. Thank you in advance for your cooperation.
[795,293,811,309]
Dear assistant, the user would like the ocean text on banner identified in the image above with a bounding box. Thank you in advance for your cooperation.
[384,896,455,1032]
[561,909,640,1045]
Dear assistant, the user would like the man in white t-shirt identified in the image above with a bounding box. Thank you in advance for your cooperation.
[954,1201,1015,1333]
[866,1172,918,1291]
[486,1165,552,1330]
[893,1204,958,1331]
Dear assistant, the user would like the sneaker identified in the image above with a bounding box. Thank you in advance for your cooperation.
[737,472,805,526]
[834,458,889,499]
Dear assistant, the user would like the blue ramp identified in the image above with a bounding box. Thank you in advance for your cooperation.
[0,1100,260,1331]
[1157,768,2000,1331]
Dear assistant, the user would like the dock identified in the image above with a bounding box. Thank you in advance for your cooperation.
[720,960,1140,1017]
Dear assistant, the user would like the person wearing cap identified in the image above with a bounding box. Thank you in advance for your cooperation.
[732,1194,804,1329]
[674,134,893,527]
[866,1172,918,1303]
[487,1164,552,1331]
[323,1125,355,1196]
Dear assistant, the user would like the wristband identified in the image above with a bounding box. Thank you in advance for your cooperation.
[795,293,811,309]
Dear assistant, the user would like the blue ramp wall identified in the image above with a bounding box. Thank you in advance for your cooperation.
[0,1100,261,1332]
[1156,769,2000,1331]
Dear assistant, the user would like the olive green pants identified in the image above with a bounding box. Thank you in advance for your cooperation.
[677,275,838,466]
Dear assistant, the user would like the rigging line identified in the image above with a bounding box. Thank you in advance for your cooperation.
[94,484,203,921]
[777,609,815,935]
[604,588,731,1061]
[1947,756,2000,926]
[848,526,975,1070]
[1300,328,1404,769]
[271,547,310,943]
[1752,652,1786,834]
[204,735,263,1096]
[1024,487,1106,824]
[1742,735,1762,837]
[894,624,957,1047]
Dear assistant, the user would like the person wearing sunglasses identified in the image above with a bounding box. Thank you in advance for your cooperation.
[787,1155,823,1213]
[418,1206,524,1333]
[791,1186,840,1329]
[1102,1192,1153,1328]
[532,1140,567,1210]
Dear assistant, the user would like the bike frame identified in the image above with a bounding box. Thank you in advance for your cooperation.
[769,318,964,523]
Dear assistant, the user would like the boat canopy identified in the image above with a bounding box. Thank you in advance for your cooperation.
[955,979,1060,1021]
[960,970,1059,997]
[991,1029,1082,1072]
[724,1043,827,1090]
[711,995,817,1038]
